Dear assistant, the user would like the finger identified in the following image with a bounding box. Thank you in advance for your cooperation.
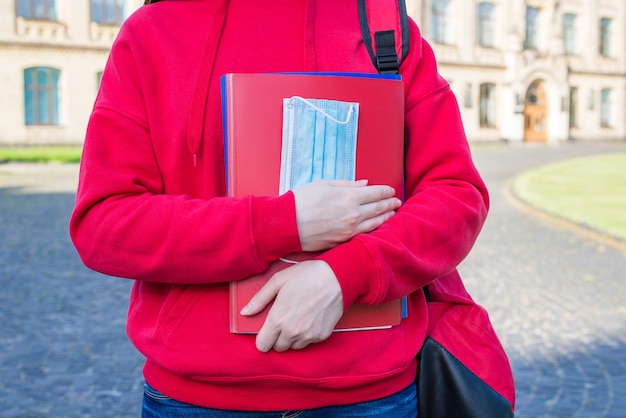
[355,211,397,234]
[256,324,282,353]
[290,339,312,350]
[256,307,295,352]
[240,277,282,316]
[359,197,402,220]
[355,185,397,205]
[269,328,319,352]
[271,332,296,352]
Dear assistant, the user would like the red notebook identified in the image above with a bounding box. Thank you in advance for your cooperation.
[221,72,405,334]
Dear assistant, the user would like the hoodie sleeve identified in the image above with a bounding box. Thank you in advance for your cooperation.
[69,13,302,284]
[318,24,489,310]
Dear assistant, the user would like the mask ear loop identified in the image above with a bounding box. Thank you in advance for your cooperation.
[288,96,355,124]
[279,257,300,264]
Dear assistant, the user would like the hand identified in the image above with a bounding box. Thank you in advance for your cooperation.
[292,180,401,252]
[240,260,343,352]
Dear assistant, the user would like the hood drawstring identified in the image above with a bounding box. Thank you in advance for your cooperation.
[187,0,230,167]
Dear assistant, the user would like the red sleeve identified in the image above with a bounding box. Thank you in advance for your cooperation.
[318,26,489,310]
[69,20,301,284]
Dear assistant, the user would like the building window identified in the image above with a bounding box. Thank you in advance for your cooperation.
[524,6,540,50]
[479,83,496,127]
[599,18,612,57]
[431,0,454,45]
[24,67,60,126]
[563,13,577,55]
[464,83,472,108]
[97,71,104,90]
[477,2,495,47]
[588,90,595,110]
[600,88,612,128]
[91,0,126,25]
[569,87,578,128]
[17,0,57,20]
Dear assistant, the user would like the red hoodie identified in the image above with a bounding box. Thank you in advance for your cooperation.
[70,0,489,411]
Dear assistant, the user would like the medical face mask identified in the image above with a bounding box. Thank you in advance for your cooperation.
[279,96,359,194]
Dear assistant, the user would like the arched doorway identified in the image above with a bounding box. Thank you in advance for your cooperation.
[523,81,548,142]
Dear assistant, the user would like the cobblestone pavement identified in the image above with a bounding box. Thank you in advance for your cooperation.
[0,142,625,417]
[463,142,626,418]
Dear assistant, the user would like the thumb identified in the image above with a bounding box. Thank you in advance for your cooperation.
[240,274,282,316]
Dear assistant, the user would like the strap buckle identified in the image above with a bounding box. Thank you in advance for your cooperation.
[374,30,399,74]
[376,53,399,74]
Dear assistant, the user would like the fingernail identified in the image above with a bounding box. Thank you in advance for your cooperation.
[256,343,271,353]
[240,304,252,315]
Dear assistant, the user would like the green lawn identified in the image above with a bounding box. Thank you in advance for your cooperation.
[0,146,82,163]
[512,153,626,241]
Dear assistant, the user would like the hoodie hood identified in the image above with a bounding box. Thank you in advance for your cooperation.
[186,0,317,166]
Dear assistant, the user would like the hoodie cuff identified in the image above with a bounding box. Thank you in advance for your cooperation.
[316,238,377,311]
[250,191,302,265]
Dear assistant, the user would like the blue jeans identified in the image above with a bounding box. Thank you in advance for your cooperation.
[142,381,417,417]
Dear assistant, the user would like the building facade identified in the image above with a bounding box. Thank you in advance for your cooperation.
[0,0,142,145]
[406,0,626,142]
[0,0,624,145]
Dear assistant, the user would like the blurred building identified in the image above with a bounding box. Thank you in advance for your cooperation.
[0,1,624,145]
[406,0,626,143]
[0,0,143,145]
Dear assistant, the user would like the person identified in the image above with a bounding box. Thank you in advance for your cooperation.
[70,0,489,416]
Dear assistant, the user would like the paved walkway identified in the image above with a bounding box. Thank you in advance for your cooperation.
[0,142,625,417]
[465,142,626,418]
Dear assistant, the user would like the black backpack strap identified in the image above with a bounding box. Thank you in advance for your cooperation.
[422,285,432,302]
[358,0,410,74]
